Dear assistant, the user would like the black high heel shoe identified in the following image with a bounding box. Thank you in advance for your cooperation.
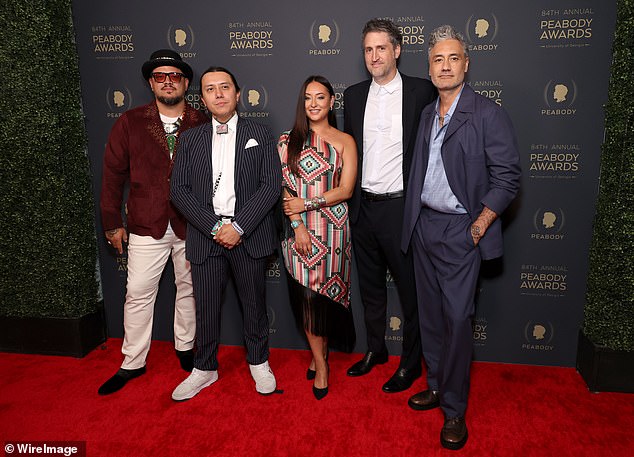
[306,368,316,380]
[312,362,329,400]
[307,349,328,381]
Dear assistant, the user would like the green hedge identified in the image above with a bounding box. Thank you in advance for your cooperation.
[0,1,98,317]
[583,0,634,350]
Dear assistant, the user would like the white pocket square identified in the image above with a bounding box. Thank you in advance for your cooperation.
[245,138,259,148]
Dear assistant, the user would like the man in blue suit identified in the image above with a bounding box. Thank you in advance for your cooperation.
[170,67,281,401]
[401,26,520,450]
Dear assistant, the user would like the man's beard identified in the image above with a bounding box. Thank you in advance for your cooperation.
[157,94,184,106]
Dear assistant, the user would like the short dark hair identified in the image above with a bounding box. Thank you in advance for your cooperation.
[362,18,403,48]
[199,66,240,96]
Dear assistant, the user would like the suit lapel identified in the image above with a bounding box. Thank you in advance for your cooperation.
[443,85,475,144]
[402,76,416,154]
[356,82,371,160]
[234,117,247,190]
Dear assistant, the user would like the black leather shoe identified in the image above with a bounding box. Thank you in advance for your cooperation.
[176,349,194,372]
[441,416,468,450]
[408,389,440,411]
[98,367,146,395]
[306,368,316,380]
[346,352,388,377]
[382,367,422,393]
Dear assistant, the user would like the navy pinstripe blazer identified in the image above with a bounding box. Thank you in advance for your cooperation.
[170,117,282,264]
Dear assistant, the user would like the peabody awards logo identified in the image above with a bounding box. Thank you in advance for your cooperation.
[116,252,127,277]
[267,306,277,335]
[520,264,568,297]
[529,143,581,180]
[265,256,281,284]
[472,317,488,346]
[394,16,427,53]
[331,81,347,118]
[464,14,499,51]
[522,321,555,351]
[531,207,566,240]
[469,80,503,106]
[167,25,197,59]
[185,84,203,111]
[308,19,341,55]
[105,87,132,118]
[539,7,594,48]
[228,20,274,57]
[91,25,134,60]
[239,84,270,119]
[541,79,578,116]
[386,314,403,343]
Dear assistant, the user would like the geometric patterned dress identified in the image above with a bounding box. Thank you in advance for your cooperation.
[278,130,355,351]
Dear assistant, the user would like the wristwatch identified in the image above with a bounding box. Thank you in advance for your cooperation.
[290,219,303,229]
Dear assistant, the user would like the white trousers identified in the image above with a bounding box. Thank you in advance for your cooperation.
[121,224,196,370]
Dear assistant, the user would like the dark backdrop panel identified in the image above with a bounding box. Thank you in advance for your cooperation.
[72,0,616,366]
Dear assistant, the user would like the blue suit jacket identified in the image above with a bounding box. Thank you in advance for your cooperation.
[402,85,521,260]
[170,117,281,264]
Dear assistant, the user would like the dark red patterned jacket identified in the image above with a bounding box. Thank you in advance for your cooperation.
[100,101,208,240]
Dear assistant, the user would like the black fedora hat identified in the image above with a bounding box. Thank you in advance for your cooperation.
[141,49,193,81]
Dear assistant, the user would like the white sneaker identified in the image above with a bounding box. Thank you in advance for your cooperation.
[172,368,218,401]
[249,361,277,395]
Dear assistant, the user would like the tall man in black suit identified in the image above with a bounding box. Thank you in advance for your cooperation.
[170,67,281,401]
[344,19,437,393]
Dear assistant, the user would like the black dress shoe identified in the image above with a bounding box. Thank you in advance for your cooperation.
[382,367,422,393]
[441,416,468,450]
[408,389,440,411]
[176,349,194,372]
[98,367,146,395]
[346,352,388,377]
[306,368,316,380]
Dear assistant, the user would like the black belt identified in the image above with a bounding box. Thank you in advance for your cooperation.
[361,190,404,201]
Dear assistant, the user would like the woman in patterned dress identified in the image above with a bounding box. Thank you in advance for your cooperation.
[278,75,357,399]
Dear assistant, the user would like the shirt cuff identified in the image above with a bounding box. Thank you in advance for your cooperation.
[231,221,244,236]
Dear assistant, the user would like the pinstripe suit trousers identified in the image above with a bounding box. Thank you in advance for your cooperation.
[191,245,270,371]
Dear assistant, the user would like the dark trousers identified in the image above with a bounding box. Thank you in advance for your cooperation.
[412,208,480,418]
[191,245,269,371]
[351,196,422,371]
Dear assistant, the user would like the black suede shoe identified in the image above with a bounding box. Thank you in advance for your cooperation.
[98,367,146,395]
[346,352,388,377]
[382,367,422,393]
[176,349,194,372]
[408,389,440,411]
[441,416,468,450]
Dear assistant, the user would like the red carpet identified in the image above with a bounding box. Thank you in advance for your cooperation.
[0,339,632,456]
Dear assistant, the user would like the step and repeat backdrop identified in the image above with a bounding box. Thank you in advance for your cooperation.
[72,0,616,366]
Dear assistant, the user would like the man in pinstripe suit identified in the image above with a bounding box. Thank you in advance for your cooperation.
[170,67,282,401]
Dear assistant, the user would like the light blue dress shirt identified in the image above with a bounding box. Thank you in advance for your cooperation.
[420,85,468,214]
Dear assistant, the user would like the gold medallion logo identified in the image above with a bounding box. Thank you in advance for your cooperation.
[465,14,499,51]
[167,25,196,58]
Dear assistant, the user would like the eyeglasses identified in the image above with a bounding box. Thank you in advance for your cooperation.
[151,72,185,83]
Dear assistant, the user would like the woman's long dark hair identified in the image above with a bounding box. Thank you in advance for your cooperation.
[287,75,337,176]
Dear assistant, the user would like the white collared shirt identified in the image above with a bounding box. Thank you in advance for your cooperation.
[211,113,238,217]
[361,71,404,193]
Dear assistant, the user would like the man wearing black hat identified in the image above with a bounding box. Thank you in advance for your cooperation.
[98,49,208,395]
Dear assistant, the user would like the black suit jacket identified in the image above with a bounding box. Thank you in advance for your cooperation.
[343,73,437,223]
[170,117,281,264]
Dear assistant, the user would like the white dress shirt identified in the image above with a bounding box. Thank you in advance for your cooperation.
[361,71,404,194]
[211,113,238,217]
